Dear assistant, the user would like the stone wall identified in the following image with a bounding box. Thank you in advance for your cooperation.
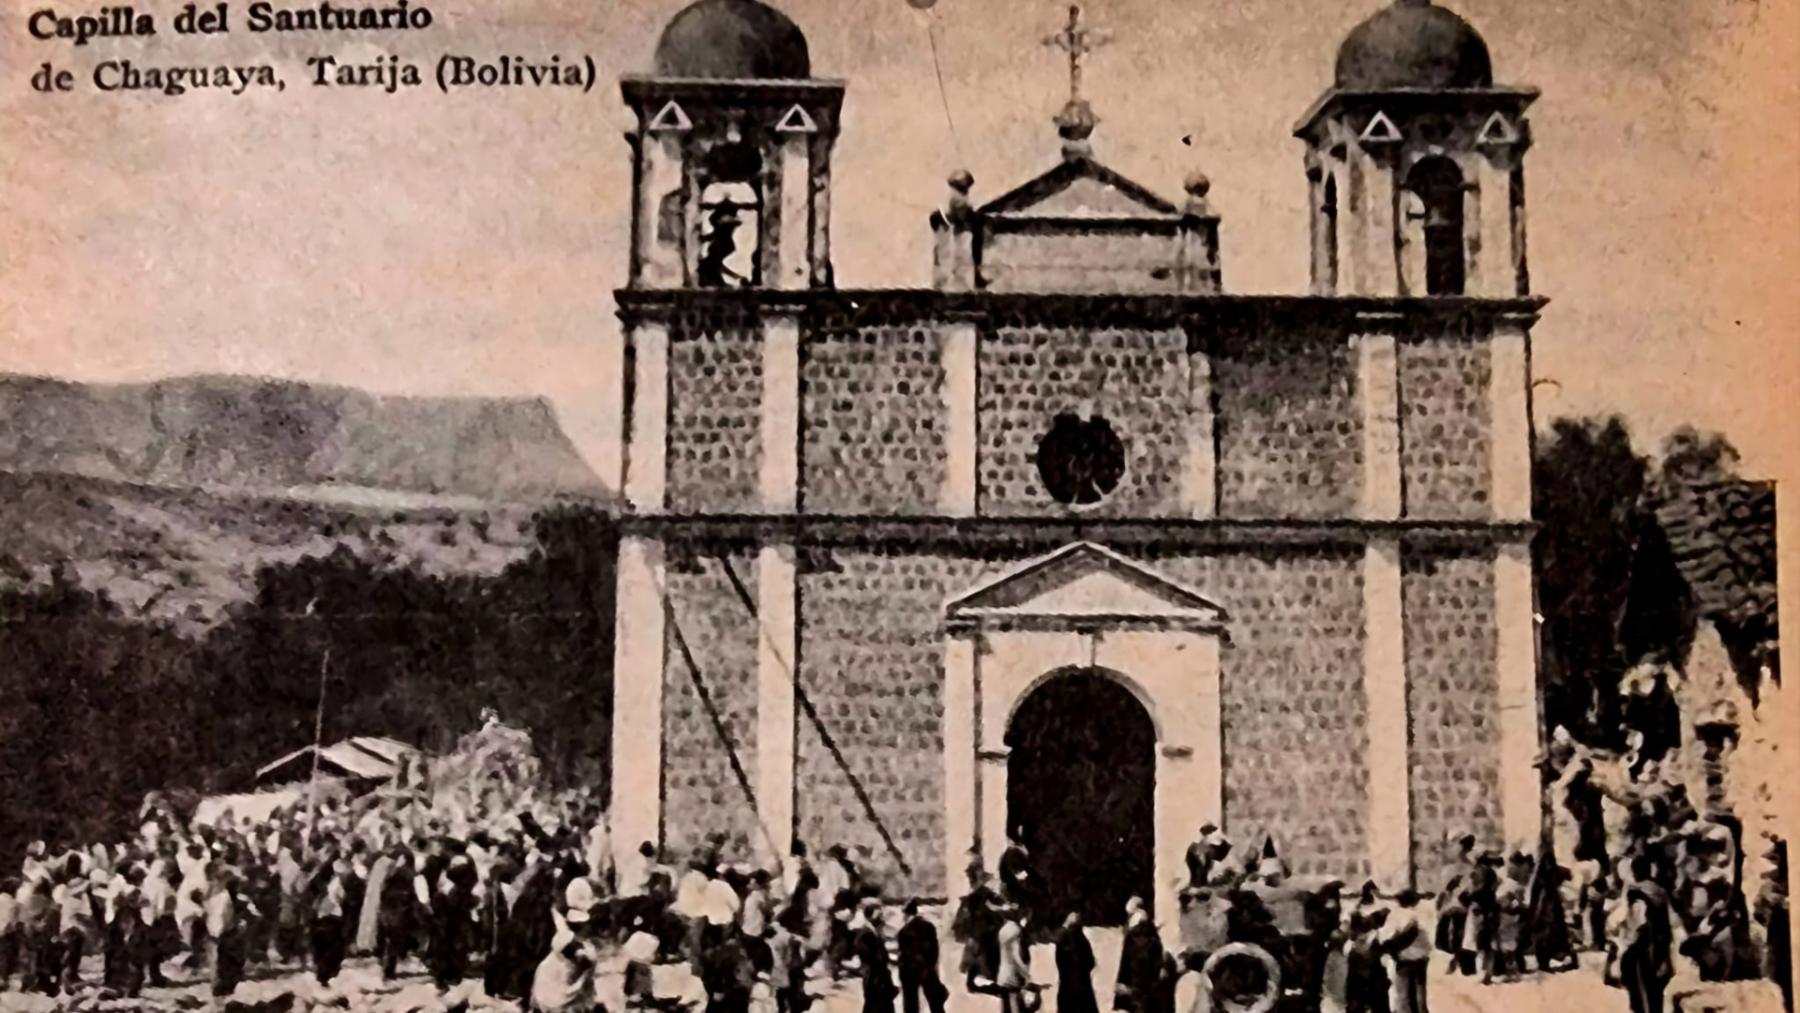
[976,323,1188,517]
[651,538,1510,893]
[1212,330,1362,519]
[661,550,764,862]
[1152,546,1371,878]
[801,323,947,515]
[667,309,763,514]
[1403,545,1501,891]
[1400,336,1492,520]
[795,549,1004,897]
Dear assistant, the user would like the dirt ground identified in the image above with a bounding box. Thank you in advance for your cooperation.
[0,932,1784,1013]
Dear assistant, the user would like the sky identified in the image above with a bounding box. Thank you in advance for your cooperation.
[1,0,1796,487]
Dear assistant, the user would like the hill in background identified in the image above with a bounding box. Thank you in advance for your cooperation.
[0,372,604,502]
[0,372,609,630]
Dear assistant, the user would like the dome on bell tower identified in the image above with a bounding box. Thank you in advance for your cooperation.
[1334,0,1492,90]
[653,0,812,80]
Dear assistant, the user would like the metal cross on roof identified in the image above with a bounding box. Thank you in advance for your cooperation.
[1044,4,1111,105]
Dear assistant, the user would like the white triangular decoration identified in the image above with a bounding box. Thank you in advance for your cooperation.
[1359,110,1402,144]
[1476,111,1519,146]
[648,100,692,132]
[775,104,818,134]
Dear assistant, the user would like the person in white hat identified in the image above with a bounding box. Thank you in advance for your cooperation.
[530,905,600,1013]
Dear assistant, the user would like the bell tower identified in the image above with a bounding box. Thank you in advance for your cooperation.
[623,0,843,292]
[608,0,844,871]
[1295,0,1535,298]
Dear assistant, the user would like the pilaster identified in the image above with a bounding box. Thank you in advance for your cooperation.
[1472,156,1513,299]
[754,544,797,866]
[774,136,813,291]
[1363,538,1412,889]
[625,320,670,513]
[760,313,801,513]
[1355,323,1403,520]
[611,536,666,869]
[941,319,979,516]
[979,751,1008,877]
[943,635,978,896]
[1495,542,1542,849]
[634,131,686,289]
[1346,150,1400,297]
[1181,350,1218,520]
[1489,322,1532,522]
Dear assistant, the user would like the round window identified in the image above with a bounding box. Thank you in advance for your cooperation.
[1035,412,1126,507]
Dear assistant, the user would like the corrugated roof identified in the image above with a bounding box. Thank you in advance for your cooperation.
[255,736,420,786]
[1653,480,1777,637]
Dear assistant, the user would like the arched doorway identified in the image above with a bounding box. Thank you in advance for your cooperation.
[1006,669,1156,926]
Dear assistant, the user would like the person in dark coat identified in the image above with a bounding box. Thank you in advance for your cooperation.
[308,856,352,986]
[102,875,149,997]
[483,848,520,994]
[1619,857,1674,1013]
[952,868,1003,992]
[1464,852,1502,983]
[699,924,755,1013]
[211,874,250,998]
[1113,898,1162,1013]
[1343,906,1391,1013]
[495,852,558,998]
[998,831,1037,925]
[1294,882,1344,1008]
[898,901,947,1013]
[1436,835,1475,974]
[377,849,418,981]
[426,854,479,991]
[1053,913,1098,1013]
[856,901,899,1013]
[1529,850,1575,972]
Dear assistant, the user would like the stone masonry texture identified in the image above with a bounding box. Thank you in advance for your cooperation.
[1154,547,1372,878]
[1403,544,1502,891]
[667,308,764,514]
[661,549,764,863]
[801,322,948,515]
[654,537,1508,894]
[795,549,1006,897]
[1212,328,1362,519]
[1400,336,1493,520]
[976,322,1188,517]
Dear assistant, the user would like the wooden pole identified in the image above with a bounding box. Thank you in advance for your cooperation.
[304,647,331,858]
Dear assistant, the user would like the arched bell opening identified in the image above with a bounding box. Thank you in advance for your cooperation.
[696,137,766,289]
[1404,155,1467,296]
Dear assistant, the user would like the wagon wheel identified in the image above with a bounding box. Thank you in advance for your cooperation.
[1199,942,1283,1013]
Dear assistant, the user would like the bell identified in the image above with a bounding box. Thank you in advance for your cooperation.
[1423,204,1457,229]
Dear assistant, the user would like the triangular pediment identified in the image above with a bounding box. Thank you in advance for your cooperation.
[947,543,1227,628]
[979,158,1181,219]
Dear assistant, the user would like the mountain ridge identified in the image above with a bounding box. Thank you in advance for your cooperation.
[0,372,607,504]
[0,372,611,631]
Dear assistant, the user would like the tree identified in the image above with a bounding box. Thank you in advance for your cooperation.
[1533,417,1650,746]
[1656,426,1741,493]
[1534,417,1756,749]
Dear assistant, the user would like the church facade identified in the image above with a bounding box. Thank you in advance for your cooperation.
[600,0,1545,930]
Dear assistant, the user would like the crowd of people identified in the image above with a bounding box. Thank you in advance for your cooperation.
[1405,723,1794,1013]
[0,778,619,1006]
[0,763,957,1013]
[0,718,1789,1013]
